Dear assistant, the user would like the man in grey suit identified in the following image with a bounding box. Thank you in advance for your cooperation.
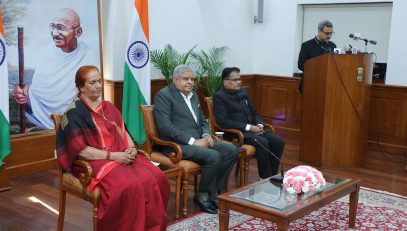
[154,65,239,214]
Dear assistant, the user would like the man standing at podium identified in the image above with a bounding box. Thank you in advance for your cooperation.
[298,20,337,92]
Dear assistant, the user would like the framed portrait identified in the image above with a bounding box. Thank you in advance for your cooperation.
[3,0,103,135]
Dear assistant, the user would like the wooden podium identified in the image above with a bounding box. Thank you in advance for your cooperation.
[300,54,373,168]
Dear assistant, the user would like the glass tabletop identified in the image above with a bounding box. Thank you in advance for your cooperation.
[231,174,351,211]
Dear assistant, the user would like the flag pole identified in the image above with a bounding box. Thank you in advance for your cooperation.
[17,26,25,133]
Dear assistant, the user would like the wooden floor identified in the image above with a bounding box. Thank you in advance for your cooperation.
[0,128,406,231]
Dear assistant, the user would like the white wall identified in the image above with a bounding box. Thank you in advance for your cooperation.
[255,0,405,86]
[102,0,256,80]
[101,0,407,86]
[386,0,407,86]
[302,4,392,63]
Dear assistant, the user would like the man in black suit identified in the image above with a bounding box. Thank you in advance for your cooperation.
[154,65,239,214]
[297,20,337,92]
[213,67,285,179]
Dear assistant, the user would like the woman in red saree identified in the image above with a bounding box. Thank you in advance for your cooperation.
[56,66,169,231]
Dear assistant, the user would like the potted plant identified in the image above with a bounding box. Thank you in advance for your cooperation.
[191,46,228,96]
[150,44,196,84]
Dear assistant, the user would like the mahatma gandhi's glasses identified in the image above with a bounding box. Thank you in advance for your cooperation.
[49,23,79,32]
[225,78,242,82]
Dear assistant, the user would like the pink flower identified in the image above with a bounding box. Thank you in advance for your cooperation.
[283,165,326,194]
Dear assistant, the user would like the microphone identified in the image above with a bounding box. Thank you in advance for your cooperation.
[349,33,377,45]
[369,40,377,45]
[253,138,284,184]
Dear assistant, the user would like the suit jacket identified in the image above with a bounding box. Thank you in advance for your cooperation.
[213,88,263,137]
[154,83,211,145]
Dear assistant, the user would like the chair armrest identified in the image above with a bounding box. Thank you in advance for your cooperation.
[150,135,183,164]
[264,123,275,133]
[138,149,151,159]
[214,124,244,147]
[73,159,93,187]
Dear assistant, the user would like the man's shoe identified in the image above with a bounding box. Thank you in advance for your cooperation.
[194,196,218,214]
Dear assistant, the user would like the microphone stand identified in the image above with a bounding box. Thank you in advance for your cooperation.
[253,138,284,184]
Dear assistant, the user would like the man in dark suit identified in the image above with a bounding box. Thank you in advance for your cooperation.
[213,67,285,179]
[154,65,239,214]
[297,20,337,92]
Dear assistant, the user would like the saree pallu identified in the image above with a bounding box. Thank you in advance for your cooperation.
[56,96,169,231]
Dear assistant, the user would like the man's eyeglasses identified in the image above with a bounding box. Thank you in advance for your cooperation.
[49,23,79,32]
[225,78,242,82]
[321,31,335,36]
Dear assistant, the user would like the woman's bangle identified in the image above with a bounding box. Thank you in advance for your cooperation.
[106,149,111,160]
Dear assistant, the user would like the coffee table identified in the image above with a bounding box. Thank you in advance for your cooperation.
[218,171,361,230]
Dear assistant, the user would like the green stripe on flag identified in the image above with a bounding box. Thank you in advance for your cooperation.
[0,111,11,164]
[122,63,147,145]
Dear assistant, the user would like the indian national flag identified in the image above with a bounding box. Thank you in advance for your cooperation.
[122,0,150,145]
[0,10,11,166]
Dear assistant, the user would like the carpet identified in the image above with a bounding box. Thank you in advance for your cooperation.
[167,187,407,230]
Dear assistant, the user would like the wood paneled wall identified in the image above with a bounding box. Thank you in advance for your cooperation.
[4,75,407,178]
[368,84,407,147]
[6,131,57,178]
[106,75,407,150]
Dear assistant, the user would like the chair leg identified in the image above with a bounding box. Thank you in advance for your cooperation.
[234,161,240,177]
[175,172,181,219]
[57,189,66,231]
[239,157,245,187]
[193,175,198,194]
[182,175,189,217]
[244,159,250,185]
[93,206,98,231]
[224,180,229,192]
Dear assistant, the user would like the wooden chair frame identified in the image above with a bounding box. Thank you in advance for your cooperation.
[51,114,100,231]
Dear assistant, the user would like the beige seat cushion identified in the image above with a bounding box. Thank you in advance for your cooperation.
[62,172,100,201]
[62,172,83,191]
[242,144,256,156]
[151,152,201,171]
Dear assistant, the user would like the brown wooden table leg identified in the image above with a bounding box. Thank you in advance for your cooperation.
[218,200,229,231]
[277,221,289,231]
[349,184,360,228]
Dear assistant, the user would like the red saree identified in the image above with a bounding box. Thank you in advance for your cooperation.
[56,96,169,231]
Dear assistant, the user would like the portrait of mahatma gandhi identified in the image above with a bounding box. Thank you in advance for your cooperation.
[6,2,101,133]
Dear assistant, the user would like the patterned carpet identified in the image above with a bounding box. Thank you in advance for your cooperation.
[167,187,407,230]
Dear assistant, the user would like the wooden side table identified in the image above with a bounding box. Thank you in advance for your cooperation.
[158,164,183,219]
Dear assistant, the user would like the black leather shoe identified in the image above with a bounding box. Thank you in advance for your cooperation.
[194,196,218,214]
[210,198,219,209]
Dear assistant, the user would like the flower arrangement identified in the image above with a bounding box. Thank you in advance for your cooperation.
[283,165,326,194]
